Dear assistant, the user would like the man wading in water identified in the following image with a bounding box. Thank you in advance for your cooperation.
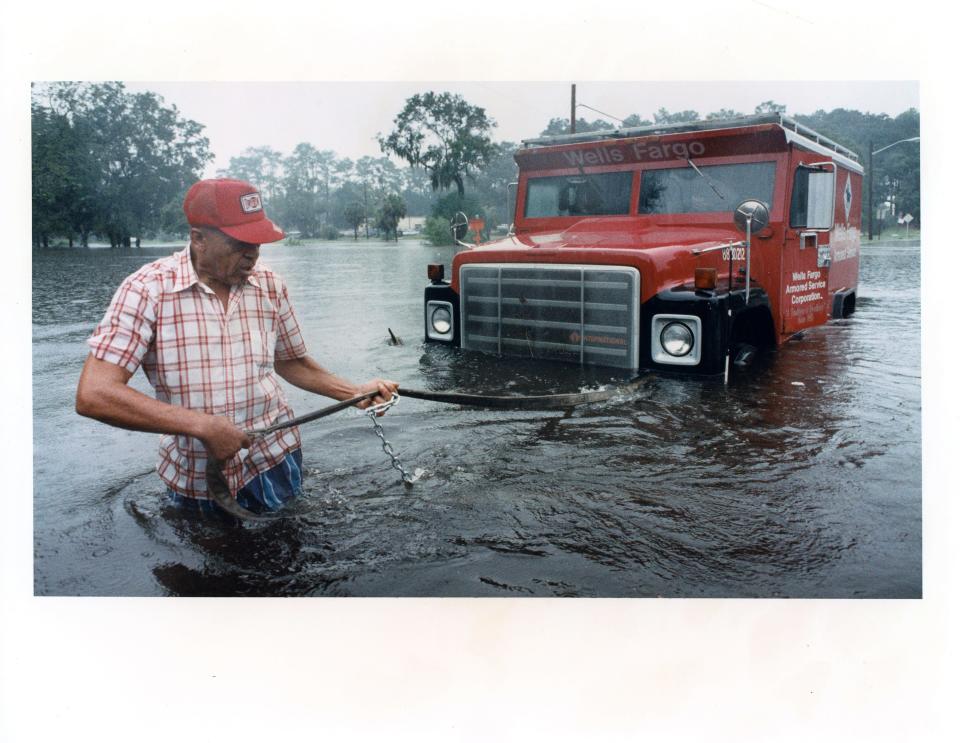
[76,178,398,516]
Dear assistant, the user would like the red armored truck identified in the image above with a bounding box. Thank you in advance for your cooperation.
[423,114,862,377]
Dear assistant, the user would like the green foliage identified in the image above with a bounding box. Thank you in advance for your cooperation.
[653,108,700,124]
[422,216,454,246]
[31,82,212,248]
[706,108,746,120]
[343,201,366,240]
[432,192,483,221]
[356,156,404,201]
[219,146,284,200]
[319,225,340,241]
[378,91,497,197]
[376,194,407,242]
[465,141,518,228]
[540,117,615,136]
[621,114,653,127]
[755,100,787,115]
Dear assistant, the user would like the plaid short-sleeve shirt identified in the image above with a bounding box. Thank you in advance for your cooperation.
[88,245,308,499]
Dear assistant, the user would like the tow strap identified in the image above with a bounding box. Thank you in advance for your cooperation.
[246,375,649,436]
[207,375,649,521]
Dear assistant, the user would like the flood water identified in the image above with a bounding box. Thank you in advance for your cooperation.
[32,240,921,597]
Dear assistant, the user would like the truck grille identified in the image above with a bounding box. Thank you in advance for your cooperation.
[459,264,640,369]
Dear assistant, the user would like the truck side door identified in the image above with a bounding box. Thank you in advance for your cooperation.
[781,154,835,334]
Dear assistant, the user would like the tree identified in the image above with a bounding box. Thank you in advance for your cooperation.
[621,114,653,128]
[540,117,615,136]
[755,100,787,115]
[378,91,496,197]
[398,165,433,217]
[469,140,519,228]
[218,146,284,201]
[355,156,404,202]
[376,194,407,242]
[278,143,336,237]
[653,108,700,125]
[343,202,366,240]
[32,81,212,247]
[706,108,746,120]
[31,97,93,247]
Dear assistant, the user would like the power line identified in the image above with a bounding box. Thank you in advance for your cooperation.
[576,103,625,125]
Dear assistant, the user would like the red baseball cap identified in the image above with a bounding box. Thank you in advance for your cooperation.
[183,178,284,244]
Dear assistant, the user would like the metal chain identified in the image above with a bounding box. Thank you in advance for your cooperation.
[364,393,414,487]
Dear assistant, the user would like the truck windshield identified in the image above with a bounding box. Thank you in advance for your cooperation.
[524,171,633,218]
[639,161,776,215]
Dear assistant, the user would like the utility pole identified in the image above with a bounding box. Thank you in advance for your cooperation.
[867,141,873,241]
[363,181,369,239]
[570,84,576,134]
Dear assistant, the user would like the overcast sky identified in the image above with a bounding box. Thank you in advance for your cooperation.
[124,81,920,177]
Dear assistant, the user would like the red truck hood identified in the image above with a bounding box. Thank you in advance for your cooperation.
[450,217,746,299]
[477,216,742,251]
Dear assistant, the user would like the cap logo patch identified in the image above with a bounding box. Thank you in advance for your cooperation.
[240,192,263,214]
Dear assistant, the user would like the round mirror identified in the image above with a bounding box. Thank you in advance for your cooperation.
[450,211,469,242]
[733,200,770,232]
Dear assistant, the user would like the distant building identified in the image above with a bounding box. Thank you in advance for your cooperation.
[405,216,427,233]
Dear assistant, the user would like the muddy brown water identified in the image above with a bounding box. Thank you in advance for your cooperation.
[32,240,921,597]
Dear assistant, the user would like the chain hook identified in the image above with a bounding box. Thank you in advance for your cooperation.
[364,393,414,487]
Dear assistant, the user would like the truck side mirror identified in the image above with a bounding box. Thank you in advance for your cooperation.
[450,211,469,243]
[508,181,518,226]
[733,199,769,305]
[790,165,836,230]
[733,200,770,232]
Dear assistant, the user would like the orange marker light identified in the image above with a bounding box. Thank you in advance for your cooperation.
[695,267,717,290]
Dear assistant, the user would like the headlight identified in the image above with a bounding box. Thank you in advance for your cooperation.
[431,306,452,334]
[426,300,454,341]
[651,314,701,366]
[660,321,694,357]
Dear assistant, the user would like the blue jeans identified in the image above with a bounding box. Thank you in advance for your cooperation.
[166,449,304,517]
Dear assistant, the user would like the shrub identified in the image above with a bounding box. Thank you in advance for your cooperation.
[422,216,453,246]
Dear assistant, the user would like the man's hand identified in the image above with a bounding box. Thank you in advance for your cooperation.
[354,378,401,414]
[275,357,399,415]
[197,415,253,462]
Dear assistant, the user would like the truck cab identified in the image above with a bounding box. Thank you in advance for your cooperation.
[424,114,862,377]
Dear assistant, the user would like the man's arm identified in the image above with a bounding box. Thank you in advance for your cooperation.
[274,355,398,409]
[75,354,251,460]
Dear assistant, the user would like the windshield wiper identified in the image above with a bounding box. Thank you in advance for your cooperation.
[686,158,728,201]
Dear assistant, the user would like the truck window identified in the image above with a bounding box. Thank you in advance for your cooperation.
[639,161,776,214]
[790,167,836,229]
[524,171,633,218]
